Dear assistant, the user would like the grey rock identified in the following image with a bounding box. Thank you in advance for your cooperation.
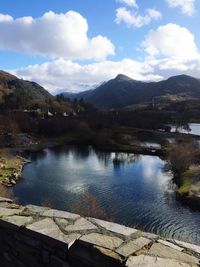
[126,255,196,267]
[64,217,97,232]
[2,215,33,226]
[27,218,80,247]
[63,233,82,248]
[42,209,80,220]
[116,237,152,257]
[0,207,22,217]
[80,233,123,250]
[0,202,10,207]
[172,240,200,254]
[158,239,183,251]
[25,205,49,215]
[149,243,199,265]
[89,218,138,237]
[94,245,123,262]
[142,232,158,240]
[0,197,13,203]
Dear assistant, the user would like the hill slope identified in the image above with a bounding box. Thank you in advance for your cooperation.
[0,70,52,105]
[60,74,200,109]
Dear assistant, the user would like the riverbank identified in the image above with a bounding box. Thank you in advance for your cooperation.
[1,128,200,211]
[0,149,30,186]
[175,167,200,210]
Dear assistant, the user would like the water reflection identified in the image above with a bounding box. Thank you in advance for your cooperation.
[112,153,139,169]
[13,145,200,245]
[171,123,200,136]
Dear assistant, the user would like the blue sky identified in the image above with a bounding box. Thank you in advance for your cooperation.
[0,0,200,93]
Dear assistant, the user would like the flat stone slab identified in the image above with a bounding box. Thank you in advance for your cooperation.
[149,243,199,265]
[27,218,63,238]
[172,240,200,255]
[42,209,80,220]
[2,215,33,226]
[126,255,197,267]
[27,218,80,247]
[25,205,49,215]
[64,217,98,232]
[0,207,22,217]
[158,239,183,251]
[80,233,123,250]
[0,197,13,203]
[142,232,158,240]
[94,246,123,262]
[89,218,138,237]
[116,237,152,257]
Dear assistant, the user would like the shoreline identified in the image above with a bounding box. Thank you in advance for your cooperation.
[1,135,200,210]
[0,152,30,187]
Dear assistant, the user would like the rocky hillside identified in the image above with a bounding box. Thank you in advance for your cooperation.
[0,70,52,106]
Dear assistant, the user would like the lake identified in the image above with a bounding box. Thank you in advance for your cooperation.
[171,123,200,136]
[13,145,200,245]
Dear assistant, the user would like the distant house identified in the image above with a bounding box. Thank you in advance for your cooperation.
[24,109,41,114]
[47,110,53,117]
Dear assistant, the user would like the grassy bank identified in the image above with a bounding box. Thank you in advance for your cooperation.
[176,167,200,209]
[0,149,30,186]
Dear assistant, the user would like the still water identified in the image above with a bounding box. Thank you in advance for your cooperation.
[171,123,200,136]
[13,146,200,244]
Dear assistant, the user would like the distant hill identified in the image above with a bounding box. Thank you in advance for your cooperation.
[0,70,52,103]
[0,70,91,113]
[60,74,200,109]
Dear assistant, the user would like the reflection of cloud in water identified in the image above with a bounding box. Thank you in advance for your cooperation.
[140,156,172,189]
[59,151,108,173]
[64,182,88,194]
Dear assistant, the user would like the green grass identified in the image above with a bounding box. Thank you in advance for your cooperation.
[177,169,194,194]
[0,150,23,185]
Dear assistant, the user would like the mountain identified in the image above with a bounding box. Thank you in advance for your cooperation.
[0,70,52,103]
[60,74,200,109]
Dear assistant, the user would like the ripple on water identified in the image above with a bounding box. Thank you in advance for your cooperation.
[13,146,200,245]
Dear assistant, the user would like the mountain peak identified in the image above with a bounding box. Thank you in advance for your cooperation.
[167,74,196,81]
[115,74,132,81]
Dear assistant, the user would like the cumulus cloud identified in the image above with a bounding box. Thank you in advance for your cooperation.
[116,0,138,9]
[0,11,115,60]
[166,0,195,16]
[142,23,198,59]
[12,58,163,94]
[9,23,200,94]
[115,7,162,28]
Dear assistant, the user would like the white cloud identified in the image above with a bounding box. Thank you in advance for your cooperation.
[115,7,162,28]
[12,58,163,94]
[142,23,198,59]
[0,11,115,61]
[9,22,200,95]
[116,0,138,9]
[166,0,195,16]
[11,55,200,95]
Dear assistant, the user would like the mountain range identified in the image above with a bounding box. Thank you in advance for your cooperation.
[60,74,200,109]
[1,70,200,110]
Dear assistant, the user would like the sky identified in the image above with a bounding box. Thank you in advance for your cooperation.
[0,0,200,94]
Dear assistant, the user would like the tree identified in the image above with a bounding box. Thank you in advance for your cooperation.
[168,138,199,176]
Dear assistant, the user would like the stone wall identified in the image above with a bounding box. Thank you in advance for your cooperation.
[0,197,200,267]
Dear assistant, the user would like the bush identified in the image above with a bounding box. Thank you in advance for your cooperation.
[168,138,199,176]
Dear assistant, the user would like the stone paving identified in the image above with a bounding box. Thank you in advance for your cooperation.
[0,198,200,267]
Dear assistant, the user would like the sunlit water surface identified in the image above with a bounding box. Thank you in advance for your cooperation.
[13,146,200,245]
